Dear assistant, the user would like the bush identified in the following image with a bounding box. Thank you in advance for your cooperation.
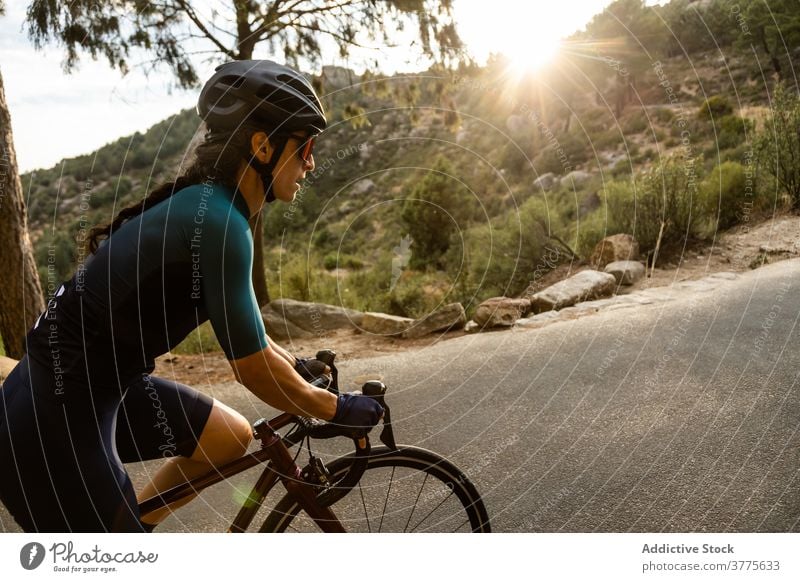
[401,157,470,269]
[715,115,755,151]
[622,111,648,134]
[600,156,705,255]
[698,95,733,120]
[172,321,222,355]
[699,162,748,230]
[651,107,674,124]
[323,254,365,270]
[448,196,552,301]
[756,83,800,209]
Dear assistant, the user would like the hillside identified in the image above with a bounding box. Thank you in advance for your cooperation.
[21,0,798,333]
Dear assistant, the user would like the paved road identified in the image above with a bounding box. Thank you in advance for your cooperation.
[2,260,799,532]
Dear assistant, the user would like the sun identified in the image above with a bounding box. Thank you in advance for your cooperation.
[505,35,562,74]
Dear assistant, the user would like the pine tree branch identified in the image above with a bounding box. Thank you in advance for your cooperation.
[174,0,235,58]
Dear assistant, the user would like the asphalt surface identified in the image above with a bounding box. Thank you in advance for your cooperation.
[2,259,799,533]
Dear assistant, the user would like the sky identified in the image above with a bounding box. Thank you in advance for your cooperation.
[1,0,623,173]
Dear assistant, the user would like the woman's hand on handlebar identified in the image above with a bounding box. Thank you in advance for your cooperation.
[330,393,384,431]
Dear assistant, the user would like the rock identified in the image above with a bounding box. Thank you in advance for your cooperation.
[351,179,375,196]
[473,297,531,328]
[269,298,363,333]
[464,320,481,334]
[533,172,557,192]
[403,303,466,339]
[527,270,617,313]
[360,312,413,336]
[514,310,563,329]
[759,245,795,255]
[590,234,640,268]
[261,306,316,341]
[1,355,19,383]
[604,260,646,286]
[560,170,592,189]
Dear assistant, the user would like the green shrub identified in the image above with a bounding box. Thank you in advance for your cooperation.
[323,254,365,270]
[575,209,617,259]
[715,115,755,151]
[699,162,748,230]
[401,157,470,269]
[622,111,648,134]
[172,321,222,355]
[601,156,705,255]
[651,107,674,124]
[755,83,800,209]
[698,95,733,120]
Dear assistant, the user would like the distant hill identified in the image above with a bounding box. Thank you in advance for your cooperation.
[22,0,795,319]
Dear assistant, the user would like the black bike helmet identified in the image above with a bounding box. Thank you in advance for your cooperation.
[197,59,327,134]
[197,60,326,203]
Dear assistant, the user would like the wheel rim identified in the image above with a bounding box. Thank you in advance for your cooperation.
[266,447,489,533]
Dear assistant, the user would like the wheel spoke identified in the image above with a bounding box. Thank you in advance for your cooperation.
[378,466,395,533]
[358,482,372,533]
[409,489,455,533]
[404,472,429,532]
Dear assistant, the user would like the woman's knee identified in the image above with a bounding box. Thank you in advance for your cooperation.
[191,400,252,463]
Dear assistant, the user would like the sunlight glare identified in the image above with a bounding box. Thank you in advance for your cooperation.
[505,36,561,74]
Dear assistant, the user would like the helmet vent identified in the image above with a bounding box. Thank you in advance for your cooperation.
[221,75,245,89]
[276,74,313,97]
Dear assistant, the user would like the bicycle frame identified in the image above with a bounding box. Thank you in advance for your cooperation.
[137,412,346,533]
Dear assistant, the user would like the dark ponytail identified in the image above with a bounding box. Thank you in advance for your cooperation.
[86,124,261,254]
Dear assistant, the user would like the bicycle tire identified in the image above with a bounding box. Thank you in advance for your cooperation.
[259,445,491,533]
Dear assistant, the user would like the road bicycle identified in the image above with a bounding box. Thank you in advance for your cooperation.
[138,350,491,533]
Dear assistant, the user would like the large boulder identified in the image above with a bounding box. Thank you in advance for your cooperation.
[261,306,316,341]
[351,179,375,196]
[590,234,640,268]
[560,170,592,189]
[527,270,617,313]
[265,299,364,336]
[403,303,466,339]
[360,312,414,336]
[473,297,531,328]
[533,172,557,192]
[604,260,646,286]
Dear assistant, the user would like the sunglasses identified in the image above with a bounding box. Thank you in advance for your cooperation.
[287,133,316,163]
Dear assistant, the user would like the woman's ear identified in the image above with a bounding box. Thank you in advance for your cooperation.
[251,131,273,163]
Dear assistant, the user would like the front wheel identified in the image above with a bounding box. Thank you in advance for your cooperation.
[260,445,491,533]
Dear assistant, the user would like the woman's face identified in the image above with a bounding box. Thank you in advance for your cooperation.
[269,133,315,203]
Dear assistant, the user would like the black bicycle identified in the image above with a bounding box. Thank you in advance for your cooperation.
[139,349,491,533]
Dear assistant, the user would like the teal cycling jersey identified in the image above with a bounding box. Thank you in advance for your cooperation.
[26,181,268,388]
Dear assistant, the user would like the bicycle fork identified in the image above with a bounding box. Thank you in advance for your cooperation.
[254,420,346,533]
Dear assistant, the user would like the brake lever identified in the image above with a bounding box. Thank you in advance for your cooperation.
[362,381,397,451]
[315,349,339,395]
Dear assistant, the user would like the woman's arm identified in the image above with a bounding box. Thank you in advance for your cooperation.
[266,334,296,366]
[228,345,337,419]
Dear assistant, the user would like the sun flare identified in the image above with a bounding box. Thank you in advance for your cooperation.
[505,36,562,74]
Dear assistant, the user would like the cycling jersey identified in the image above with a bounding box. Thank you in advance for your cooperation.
[26,181,267,388]
[0,181,265,532]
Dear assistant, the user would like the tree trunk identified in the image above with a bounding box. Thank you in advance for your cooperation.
[0,69,45,358]
[233,9,270,306]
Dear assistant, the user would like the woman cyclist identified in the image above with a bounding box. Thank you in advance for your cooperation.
[0,60,383,532]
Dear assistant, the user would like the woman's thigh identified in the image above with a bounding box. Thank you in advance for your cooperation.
[115,374,214,462]
[0,356,142,532]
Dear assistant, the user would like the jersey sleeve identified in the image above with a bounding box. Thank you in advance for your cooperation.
[197,214,268,360]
